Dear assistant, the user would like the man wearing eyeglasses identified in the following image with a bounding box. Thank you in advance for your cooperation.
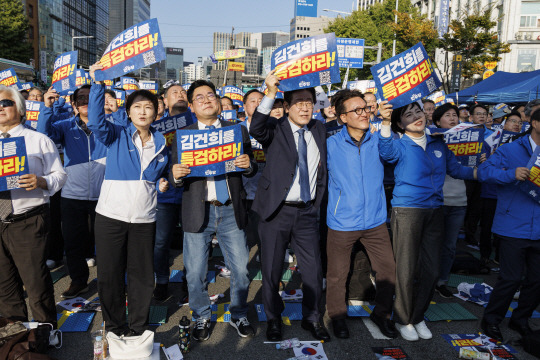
[249,70,330,342]
[324,89,397,339]
[170,80,257,342]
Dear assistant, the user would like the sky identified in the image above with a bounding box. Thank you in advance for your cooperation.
[151,0,357,63]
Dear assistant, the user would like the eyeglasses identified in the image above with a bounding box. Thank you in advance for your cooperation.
[194,93,217,103]
[473,112,487,116]
[344,106,372,116]
[292,100,314,109]
[0,99,15,108]
[507,119,523,125]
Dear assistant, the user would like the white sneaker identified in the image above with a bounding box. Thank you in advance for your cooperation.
[322,278,327,291]
[86,258,95,267]
[284,249,293,263]
[413,321,432,339]
[396,323,419,341]
[256,254,260,262]
[514,290,520,300]
[46,260,56,269]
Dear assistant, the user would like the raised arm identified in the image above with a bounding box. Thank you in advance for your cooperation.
[376,101,401,163]
[249,70,280,146]
[445,143,477,180]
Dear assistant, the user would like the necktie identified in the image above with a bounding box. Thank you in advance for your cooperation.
[206,125,230,204]
[297,129,311,203]
[0,133,13,220]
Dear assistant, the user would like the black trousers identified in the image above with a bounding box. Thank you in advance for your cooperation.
[258,204,322,322]
[95,214,155,334]
[479,198,498,261]
[464,180,482,244]
[0,207,56,323]
[483,235,540,327]
[47,192,64,262]
[61,198,97,285]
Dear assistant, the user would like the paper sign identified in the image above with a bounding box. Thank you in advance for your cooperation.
[52,51,77,94]
[426,90,446,106]
[25,101,42,130]
[20,82,34,90]
[213,49,246,61]
[0,67,22,89]
[441,334,516,357]
[371,42,441,108]
[227,62,245,72]
[271,33,340,92]
[152,111,194,147]
[121,76,139,91]
[293,341,328,360]
[314,86,330,110]
[75,69,91,87]
[520,146,540,204]
[337,38,365,68]
[372,346,410,359]
[139,80,158,94]
[0,137,29,191]
[176,124,244,177]
[103,79,114,89]
[347,80,378,95]
[222,85,244,105]
[114,89,126,109]
[95,18,166,81]
[221,110,237,122]
[250,136,265,164]
[430,126,485,167]
[161,344,183,360]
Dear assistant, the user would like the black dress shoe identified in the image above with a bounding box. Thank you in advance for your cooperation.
[369,312,398,339]
[331,319,349,339]
[266,318,282,341]
[301,320,331,342]
[481,318,503,342]
[509,320,532,337]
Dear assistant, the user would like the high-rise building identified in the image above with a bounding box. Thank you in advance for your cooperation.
[21,0,39,67]
[152,47,184,85]
[357,0,384,11]
[61,0,109,67]
[108,0,151,43]
[289,16,333,41]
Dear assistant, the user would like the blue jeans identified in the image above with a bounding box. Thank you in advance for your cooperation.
[154,202,181,285]
[439,205,467,283]
[183,203,249,320]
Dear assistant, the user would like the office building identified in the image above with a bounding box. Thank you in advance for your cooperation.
[108,0,151,43]
[152,47,184,85]
[289,15,333,41]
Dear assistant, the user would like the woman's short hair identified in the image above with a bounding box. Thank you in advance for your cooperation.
[0,85,26,121]
[432,103,459,127]
[125,90,158,119]
[390,102,423,134]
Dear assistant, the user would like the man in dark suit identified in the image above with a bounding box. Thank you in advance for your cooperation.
[170,80,258,342]
[249,70,330,341]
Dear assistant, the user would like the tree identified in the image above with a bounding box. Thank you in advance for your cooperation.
[439,4,510,88]
[325,0,439,82]
[0,0,32,63]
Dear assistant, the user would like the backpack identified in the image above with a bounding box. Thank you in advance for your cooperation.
[0,318,55,360]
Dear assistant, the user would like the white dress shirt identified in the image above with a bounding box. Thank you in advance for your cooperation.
[285,120,320,202]
[4,124,67,215]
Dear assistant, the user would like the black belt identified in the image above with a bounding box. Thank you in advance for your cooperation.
[207,200,232,207]
[2,204,46,224]
[284,200,312,208]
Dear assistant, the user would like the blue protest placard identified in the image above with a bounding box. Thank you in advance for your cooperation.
[95,18,166,81]
[250,136,266,164]
[152,111,194,147]
[20,82,34,90]
[371,42,441,108]
[139,80,158,94]
[113,89,126,109]
[25,101,42,130]
[522,122,531,133]
[337,38,364,68]
[0,68,22,90]
[103,79,114,89]
[0,137,29,191]
[52,51,77,94]
[75,69,90,87]
[121,77,139,91]
[433,127,485,167]
[222,86,244,106]
[426,90,446,106]
[520,146,540,205]
[221,110,237,122]
[176,124,244,177]
[441,334,516,357]
[271,33,340,92]
[182,83,191,92]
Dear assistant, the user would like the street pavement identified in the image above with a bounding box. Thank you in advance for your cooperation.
[37,236,540,360]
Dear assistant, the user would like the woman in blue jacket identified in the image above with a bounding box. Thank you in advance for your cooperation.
[88,63,169,337]
[379,101,476,341]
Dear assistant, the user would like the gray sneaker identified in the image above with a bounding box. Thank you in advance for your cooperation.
[192,318,210,341]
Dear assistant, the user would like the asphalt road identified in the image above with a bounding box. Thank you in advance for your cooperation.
[35,237,540,360]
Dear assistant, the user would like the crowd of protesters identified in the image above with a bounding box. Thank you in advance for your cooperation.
[0,66,538,349]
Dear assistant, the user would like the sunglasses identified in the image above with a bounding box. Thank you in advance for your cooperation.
[0,99,15,108]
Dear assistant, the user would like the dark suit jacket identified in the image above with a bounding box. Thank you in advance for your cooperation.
[249,109,327,221]
[170,120,257,233]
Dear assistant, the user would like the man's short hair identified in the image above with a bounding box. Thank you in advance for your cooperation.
[164,84,185,97]
[524,99,540,117]
[28,87,43,95]
[220,96,233,105]
[243,89,264,104]
[334,89,364,117]
[104,89,116,99]
[73,84,92,108]
[469,104,488,115]
[283,88,316,106]
[422,99,435,106]
[187,80,216,103]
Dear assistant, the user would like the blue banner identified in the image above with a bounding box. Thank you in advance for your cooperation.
[25,101,42,130]
[20,82,34,90]
[520,146,540,205]
[522,122,531,133]
[425,90,447,106]
[441,334,516,357]
[76,69,91,87]
[139,80,158,94]
[121,77,139,91]
[222,86,244,106]
[95,18,166,81]
[337,38,364,68]
[438,0,451,37]
[430,127,485,167]
[176,124,244,177]
[182,83,191,91]
[371,42,441,108]
[52,51,77,94]
[0,137,29,191]
[221,110,237,122]
[0,68,22,89]
[152,111,194,147]
[113,89,126,109]
[271,33,340,92]
[294,0,317,17]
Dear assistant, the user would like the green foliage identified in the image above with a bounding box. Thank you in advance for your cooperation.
[0,0,32,63]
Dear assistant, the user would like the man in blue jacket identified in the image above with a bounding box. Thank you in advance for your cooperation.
[325,89,397,339]
[479,110,540,342]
